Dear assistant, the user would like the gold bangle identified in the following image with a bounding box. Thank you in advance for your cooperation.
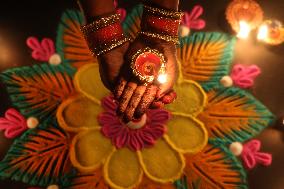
[81,14,120,35]
[139,31,180,44]
[92,37,131,56]
[143,4,183,19]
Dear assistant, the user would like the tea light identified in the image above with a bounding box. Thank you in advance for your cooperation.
[257,20,284,45]
[226,0,263,33]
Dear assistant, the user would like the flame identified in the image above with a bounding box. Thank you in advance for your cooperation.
[237,21,251,39]
[157,73,167,84]
[257,24,268,40]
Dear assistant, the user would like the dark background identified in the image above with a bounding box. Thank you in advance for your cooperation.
[0,0,283,188]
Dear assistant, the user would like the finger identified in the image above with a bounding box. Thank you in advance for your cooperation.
[156,82,174,99]
[114,77,127,99]
[134,85,158,119]
[150,101,164,109]
[161,91,177,104]
[150,90,176,109]
[117,82,137,116]
[123,85,147,122]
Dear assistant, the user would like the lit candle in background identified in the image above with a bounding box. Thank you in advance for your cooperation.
[226,0,263,37]
[257,20,284,45]
[237,21,251,39]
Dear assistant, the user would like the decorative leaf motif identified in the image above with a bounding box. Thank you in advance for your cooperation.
[0,122,72,187]
[56,10,96,69]
[197,87,275,143]
[184,139,247,189]
[177,32,236,91]
[62,169,110,189]
[122,4,143,39]
[0,63,75,122]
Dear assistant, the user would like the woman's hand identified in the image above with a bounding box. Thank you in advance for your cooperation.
[97,42,129,91]
[114,35,178,122]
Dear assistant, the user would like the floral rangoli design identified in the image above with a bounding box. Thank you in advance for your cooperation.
[0,4,275,189]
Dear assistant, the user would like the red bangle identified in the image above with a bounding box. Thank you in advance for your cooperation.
[140,4,183,44]
[86,23,124,47]
[81,14,130,56]
[142,14,181,36]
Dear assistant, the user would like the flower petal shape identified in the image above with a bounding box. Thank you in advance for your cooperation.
[135,176,175,189]
[74,64,109,104]
[104,148,143,189]
[138,139,185,183]
[57,95,102,132]
[164,114,208,154]
[70,129,114,172]
[166,80,206,116]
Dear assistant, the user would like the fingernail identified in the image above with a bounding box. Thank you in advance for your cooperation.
[162,96,172,104]
[151,101,164,109]
[171,92,177,99]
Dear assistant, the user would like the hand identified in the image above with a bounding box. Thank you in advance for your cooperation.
[114,35,178,122]
[97,42,129,91]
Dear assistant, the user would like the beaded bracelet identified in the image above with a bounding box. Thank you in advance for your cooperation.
[81,14,130,56]
[140,4,183,44]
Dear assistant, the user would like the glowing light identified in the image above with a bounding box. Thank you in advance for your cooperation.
[257,20,284,45]
[257,24,268,40]
[237,21,251,39]
[157,73,167,84]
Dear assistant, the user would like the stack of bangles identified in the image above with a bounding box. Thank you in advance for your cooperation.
[81,13,131,56]
[81,4,183,85]
[140,4,183,45]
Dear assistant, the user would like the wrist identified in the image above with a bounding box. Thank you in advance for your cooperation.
[144,0,179,11]
[81,14,131,56]
[140,4,183,45]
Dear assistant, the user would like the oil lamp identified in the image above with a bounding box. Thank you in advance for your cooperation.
[226,0,263,37]
[257,20,284,45]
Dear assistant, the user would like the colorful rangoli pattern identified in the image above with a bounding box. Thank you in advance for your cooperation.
[0,4,275,189]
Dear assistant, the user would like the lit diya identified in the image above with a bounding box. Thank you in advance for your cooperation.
[226,0,263,34]
[131,47,167,84]
[257,20,284,45]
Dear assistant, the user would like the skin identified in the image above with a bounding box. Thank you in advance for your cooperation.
[79,0,179,122]
[115,36,178,121]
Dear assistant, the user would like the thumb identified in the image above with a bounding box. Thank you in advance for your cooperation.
[156,81,174,99]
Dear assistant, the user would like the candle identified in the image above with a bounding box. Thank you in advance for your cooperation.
[226,0,263,34]
[257,20,284,45]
